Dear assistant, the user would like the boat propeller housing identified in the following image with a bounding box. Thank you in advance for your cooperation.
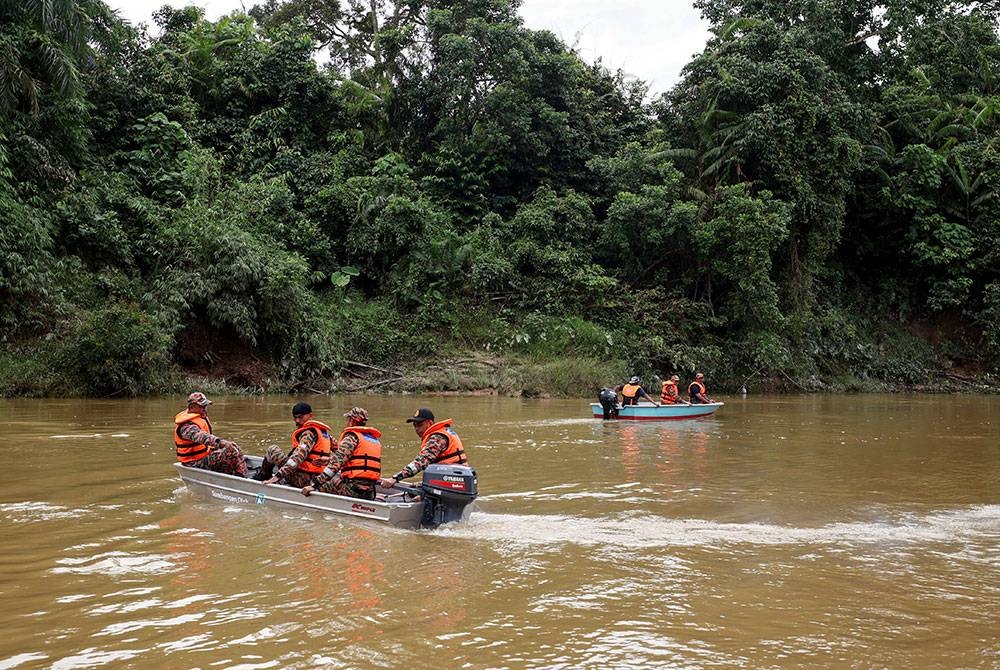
[419,463,478,528]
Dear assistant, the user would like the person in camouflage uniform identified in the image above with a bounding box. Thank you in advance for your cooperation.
[174,392,248,477]
[301,407,381,501]
[378,408,469,488]
[257,402,332,488]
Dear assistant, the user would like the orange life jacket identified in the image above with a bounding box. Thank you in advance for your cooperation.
[291,420,333,474]
[174,411,212,464]
[337,426,382,482]
[621,383,642,399]
[688,380,707,397]
[661,380,679,403]
[422,419,468,465]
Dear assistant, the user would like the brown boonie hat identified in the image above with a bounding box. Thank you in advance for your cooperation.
[187,392,212,406]
[343,406,368,421]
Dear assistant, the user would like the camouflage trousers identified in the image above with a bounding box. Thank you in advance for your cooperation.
[314,476,376,501]
[261,445,314,488]
[186,443,248,478]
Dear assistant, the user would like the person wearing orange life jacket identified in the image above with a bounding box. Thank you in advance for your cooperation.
[258,402,333,488]
[660,375,686,404]
[688,372,714,404]
[378,408,468,488]
[301,406,381,501]
[174,392,248,477]
[617,376,660,406]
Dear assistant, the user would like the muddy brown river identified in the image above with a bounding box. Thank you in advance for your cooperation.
[1,394,997,668]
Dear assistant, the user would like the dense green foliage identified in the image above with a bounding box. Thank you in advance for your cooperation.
[0,0,997,396]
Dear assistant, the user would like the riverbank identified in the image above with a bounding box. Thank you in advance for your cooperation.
[3,342,996,399]
[186,352,632,398]
[128,353,1000,398]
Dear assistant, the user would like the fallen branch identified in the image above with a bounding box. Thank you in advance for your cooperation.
[739,366,765,388]
[343,360,398,374]
[347,376,405,392]
[446,357,501,367]
[778,368,810,391]
[943,373,977,384]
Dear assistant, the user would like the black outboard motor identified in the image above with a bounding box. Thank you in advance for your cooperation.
[598,387,619,420]
[420,463,478,528]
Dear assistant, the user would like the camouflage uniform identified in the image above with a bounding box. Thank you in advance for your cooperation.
[177,422,248,478]
[260,428,323,488]
[311,431,377,500]
[392,432,450,481]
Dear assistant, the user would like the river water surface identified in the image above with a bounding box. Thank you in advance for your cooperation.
[1,394,998,669]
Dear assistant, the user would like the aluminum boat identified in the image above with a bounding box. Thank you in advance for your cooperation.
[174,455,477,528]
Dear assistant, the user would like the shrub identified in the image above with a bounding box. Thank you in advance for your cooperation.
[331,296,436,365]
[56,303,177,396]
[502,313,616,359]
[0,180,58,339]
[0,345,62,397]
[520,356,628,397]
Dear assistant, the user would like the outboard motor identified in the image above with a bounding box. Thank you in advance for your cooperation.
[598,387,619,420]
[420,463,478,528]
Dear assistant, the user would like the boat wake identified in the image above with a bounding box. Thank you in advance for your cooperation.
[436,505,1000,550]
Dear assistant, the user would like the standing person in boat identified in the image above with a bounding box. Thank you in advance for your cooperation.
[660,375,686,404]
[174,392,248,477]
[301,406,381,500]
[597,387,620,420]
[257,402,332,488]
[378,408,468,488]
[688,372,714,404]
[617,376,660,406]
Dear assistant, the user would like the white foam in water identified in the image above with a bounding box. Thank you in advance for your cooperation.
[437,505,1000,549]
[0,653,49,669]
[51,552,177,576]
[0,502,84,522]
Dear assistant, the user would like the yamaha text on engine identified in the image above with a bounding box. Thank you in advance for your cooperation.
[419,463,478,528]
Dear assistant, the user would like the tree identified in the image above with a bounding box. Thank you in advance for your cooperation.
[665,13,870,312]
[0,0,112,113]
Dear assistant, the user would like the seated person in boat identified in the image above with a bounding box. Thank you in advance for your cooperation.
[688,372,714,404]
[174,392,248,477]
[617,376,659,406]
[378,408,468,488]
[257,402,332,488]
[660,375,685,404]
[301,406,381,500]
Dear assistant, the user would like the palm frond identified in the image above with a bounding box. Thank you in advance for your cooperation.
[35,36,77,94]
[0,38,40,113]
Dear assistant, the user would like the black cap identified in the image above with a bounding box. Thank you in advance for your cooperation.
[405,408,434,423]
[292,402,312,417]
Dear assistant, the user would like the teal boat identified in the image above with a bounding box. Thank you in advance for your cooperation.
[590,401,723,420]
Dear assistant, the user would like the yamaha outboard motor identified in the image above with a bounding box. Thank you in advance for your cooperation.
[598,387,619,420]
[420,464,478,528]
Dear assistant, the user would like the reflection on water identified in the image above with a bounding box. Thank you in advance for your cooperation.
[0,394,998,668]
